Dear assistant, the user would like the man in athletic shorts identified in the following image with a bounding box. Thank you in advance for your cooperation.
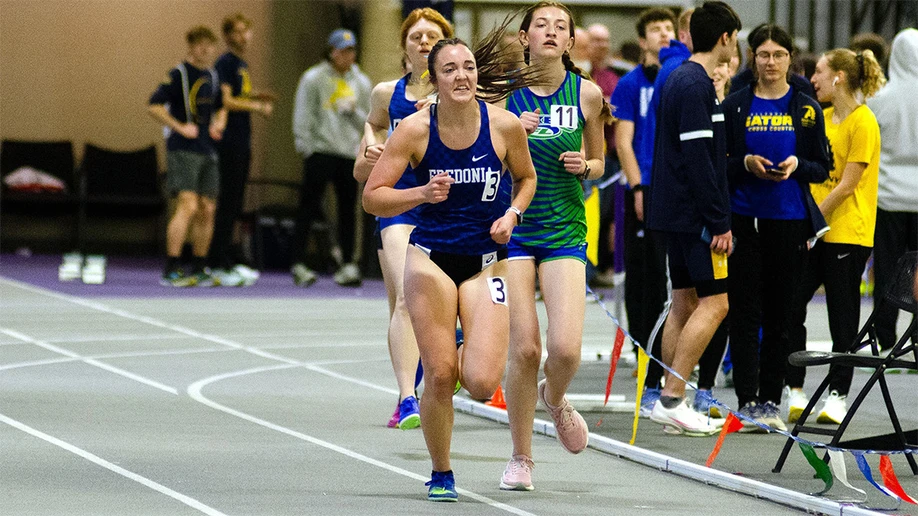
[148,26,227,287]
[645,1,740,436]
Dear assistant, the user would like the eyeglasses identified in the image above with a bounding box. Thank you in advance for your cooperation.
[756,51,790,61]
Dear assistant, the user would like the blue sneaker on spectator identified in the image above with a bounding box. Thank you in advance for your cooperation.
[692,389,723,418]
[737,401,766,433]
[639,387,661,418]
[398,395,420,430]
[426,470,458,502]
[756,400,787,431]
[160,269,196,287]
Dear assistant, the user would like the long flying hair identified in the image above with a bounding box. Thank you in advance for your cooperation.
[426,14,550,104]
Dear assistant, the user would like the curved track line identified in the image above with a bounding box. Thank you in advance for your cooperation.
[187,365,536,516]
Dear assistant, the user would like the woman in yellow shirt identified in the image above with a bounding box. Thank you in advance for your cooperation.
[785,48,885,425]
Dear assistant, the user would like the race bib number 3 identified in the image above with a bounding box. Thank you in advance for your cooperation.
[550,104,578,129]
[488,277,507,306]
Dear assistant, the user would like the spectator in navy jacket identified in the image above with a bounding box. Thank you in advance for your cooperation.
[721,24,830,432]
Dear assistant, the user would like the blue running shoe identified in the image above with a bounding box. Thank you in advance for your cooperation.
[426,470,458,502]
[692,389,723,418]
[639,387,661,418]
[398,396,421,430]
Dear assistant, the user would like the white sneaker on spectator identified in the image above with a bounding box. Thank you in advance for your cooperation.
[334,263,361,287]
[817,390,847,424]
[291,263,317,287]
[785,387,809,424]
[232,264,260,286]
[650,398,720,436]
[211,268,245,287]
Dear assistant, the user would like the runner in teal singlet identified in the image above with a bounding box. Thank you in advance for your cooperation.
[500,1,612,492]
[506,70,586,248]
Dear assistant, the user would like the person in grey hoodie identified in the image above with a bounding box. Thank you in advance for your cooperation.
[291,28,372,287]
[866,28,918,351]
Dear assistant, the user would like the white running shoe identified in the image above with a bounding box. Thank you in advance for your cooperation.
[785,387,809,424]
[334,263,362,287]
[291,263,317,287]
[817,390,847,424]
[650,398,720,436]
[211,268,245,287]
[232,264,260,286]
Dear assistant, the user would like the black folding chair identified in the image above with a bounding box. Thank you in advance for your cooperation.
[774,251,918,473]
[77,143,165,254]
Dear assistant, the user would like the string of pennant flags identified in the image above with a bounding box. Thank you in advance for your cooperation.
[585,285,918,506]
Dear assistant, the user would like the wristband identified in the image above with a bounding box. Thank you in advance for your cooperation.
[506,206,523,225]
[632,184,644,192]
[577,163,591,181]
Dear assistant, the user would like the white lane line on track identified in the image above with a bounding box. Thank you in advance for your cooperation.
[188,365,536,516]
[1,279,538,514]
[2,278,535,512]
[0,328,178,395]
[0,411,226,516]
[0,278,357,368]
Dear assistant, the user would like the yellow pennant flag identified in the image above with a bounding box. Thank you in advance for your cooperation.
[630,347,650,445]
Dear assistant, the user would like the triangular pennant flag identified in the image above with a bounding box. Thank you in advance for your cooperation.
[629,347,650,445]
[705,413,744,467]
[603,327,626,406]
[597,326,627,428]
[854,452,899,499]
[798,442,834,495]
[827,450,867,499]
[879,455,918,504]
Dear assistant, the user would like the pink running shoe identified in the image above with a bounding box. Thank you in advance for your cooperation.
[500,454,535,491]
[386,403,400,428]
[538,379,588,453]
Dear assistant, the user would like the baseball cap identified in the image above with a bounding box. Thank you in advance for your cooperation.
[328,29,356,50]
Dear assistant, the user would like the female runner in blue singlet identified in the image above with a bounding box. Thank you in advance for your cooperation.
[363,37,538,502]
[354,8,453,432]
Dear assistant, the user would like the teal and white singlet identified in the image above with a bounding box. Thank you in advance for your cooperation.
[505,71,586,248]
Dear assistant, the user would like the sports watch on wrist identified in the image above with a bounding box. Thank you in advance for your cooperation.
[506,206,523,225]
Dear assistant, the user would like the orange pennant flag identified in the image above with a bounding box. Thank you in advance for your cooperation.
[705,412,744,467]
